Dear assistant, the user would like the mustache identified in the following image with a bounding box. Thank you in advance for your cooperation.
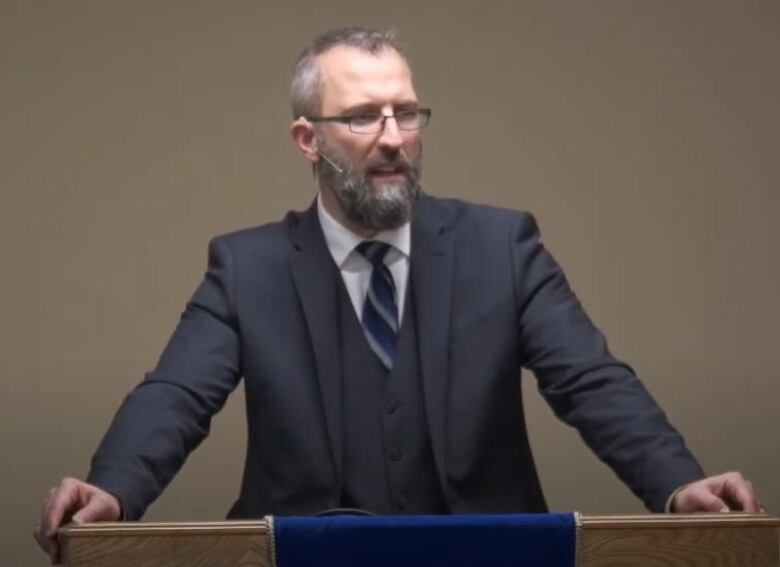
[364,156,414,174]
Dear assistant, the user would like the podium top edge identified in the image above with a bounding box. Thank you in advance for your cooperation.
[59,519,272,537]
[579,513,779,529]
[58,513,779,537]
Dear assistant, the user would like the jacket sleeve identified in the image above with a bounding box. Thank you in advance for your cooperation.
[87,236,242,520]
[510,212,705,511]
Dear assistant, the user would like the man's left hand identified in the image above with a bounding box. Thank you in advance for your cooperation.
[671,471,764,513]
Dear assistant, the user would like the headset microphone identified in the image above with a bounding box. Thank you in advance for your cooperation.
[318,151,344,174]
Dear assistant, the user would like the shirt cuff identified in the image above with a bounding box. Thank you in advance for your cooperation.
[665,484,689,513]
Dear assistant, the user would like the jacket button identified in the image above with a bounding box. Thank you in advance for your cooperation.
[385,401,401,414]
[396,496,408,510]
[389,449,403,462]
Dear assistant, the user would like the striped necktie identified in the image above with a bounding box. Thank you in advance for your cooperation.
[356,241,398,369]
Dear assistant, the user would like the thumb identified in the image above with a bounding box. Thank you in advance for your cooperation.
[699,491,730,513]
[72,495,114,524]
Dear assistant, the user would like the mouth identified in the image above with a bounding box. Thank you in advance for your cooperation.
[367,164,408,180]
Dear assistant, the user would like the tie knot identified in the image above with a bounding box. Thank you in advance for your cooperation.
[356,241,392,268]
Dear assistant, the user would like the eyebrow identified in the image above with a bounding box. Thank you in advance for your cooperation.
[340,101,419,115]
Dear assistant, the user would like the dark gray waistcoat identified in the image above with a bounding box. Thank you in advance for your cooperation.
[337,279,446,514]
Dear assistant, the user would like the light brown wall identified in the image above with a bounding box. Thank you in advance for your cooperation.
[2,1,778,564]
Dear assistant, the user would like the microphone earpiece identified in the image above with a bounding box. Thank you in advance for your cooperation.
[318,151,344,174]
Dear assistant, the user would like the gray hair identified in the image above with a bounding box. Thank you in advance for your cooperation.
[290,27,405,118]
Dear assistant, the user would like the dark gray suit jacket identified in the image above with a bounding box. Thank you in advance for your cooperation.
[87,195,704,520]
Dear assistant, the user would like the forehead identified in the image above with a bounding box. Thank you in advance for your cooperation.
[316,46,417,113]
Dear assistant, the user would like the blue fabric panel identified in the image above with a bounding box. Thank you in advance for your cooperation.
[274,513,575,567]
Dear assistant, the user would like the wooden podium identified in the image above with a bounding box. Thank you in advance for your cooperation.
[59,513,779,567]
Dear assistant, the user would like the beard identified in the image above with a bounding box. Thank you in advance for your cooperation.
[316,136,422,232]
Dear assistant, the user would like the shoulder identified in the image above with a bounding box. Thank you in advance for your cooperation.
[203,206,314,267]
[419,194,540,238]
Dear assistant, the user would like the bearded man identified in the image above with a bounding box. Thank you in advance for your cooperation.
[35,26,761,566]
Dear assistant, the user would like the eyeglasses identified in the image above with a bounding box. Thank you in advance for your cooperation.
[306,108,432,134]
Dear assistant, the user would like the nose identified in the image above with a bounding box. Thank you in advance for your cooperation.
[376,115,404,151]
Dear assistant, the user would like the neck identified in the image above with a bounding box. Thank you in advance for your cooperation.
[319,185,379,239]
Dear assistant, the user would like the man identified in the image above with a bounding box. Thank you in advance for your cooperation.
[36,27,760,565]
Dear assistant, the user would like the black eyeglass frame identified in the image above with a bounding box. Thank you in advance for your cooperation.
[306,108,432,134]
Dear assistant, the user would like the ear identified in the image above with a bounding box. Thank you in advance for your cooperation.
[290,117,320,165]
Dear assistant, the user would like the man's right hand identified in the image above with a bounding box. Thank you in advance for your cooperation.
[34,478,122,565]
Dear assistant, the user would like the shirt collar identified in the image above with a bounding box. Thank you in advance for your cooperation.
[317,193,411,268]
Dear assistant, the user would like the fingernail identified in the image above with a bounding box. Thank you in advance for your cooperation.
[720,507,729,513]
[72,515,83,524]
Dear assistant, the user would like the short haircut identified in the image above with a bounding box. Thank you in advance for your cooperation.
[290,27,405,118]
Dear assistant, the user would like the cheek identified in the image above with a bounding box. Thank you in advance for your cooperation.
[333,136,373,161]
[403,135,421,159]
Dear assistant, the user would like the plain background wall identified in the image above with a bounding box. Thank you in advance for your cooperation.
[2,1,778,563]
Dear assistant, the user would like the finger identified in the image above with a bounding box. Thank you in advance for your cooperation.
[72,494,112,524]
[37,494,51,537]
[33,522,60,566]
[691,489,730,513]
[673,483,730,513]
[43,480,81,538]
[39,487,56,527]
[745,480,765,513]
[723,477,759,513]
[32,523,46,551]
[37,489,63,563]
[50,542,61,566]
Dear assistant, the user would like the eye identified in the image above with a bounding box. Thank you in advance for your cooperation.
[395,109,418,119]
[348,113,381,127]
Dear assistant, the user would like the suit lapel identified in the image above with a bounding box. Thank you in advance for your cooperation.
[410,196,455,490]
[288,203,343,485]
